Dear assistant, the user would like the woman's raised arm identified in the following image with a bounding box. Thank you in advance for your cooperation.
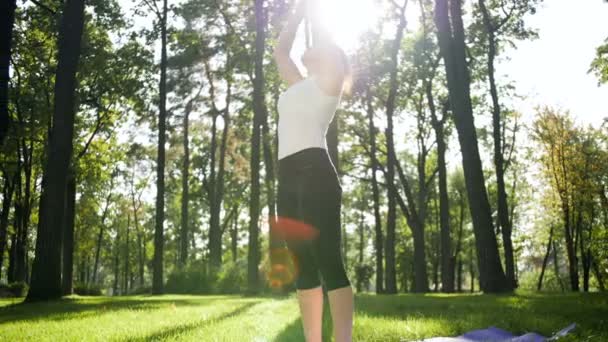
[273,0,306,86]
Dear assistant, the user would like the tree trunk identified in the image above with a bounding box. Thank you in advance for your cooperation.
[62,171,76,295]
[384,1,409,295]
[591,254,605,291]
[562,205,579,291]
[365,87,384,294]
[427,84,452,293]
[92,189,113,283]
[124,214,130,293]
[537,226,553,291]
[179,100,191,268]
[0,172,15,281]
[208,109,220,268]
[248,0,267,294]
[0,0,17,145]
[478,0,516,289]
[434,0,510,293]
[231,208,239,262]
[456,257,462,292]
[153,0,169,295]
[113,225,120,295]
[27,0,86,302]
[552,240,564,292]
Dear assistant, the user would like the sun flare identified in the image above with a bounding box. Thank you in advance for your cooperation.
[313,0,382,51]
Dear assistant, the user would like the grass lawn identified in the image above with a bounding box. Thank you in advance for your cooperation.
[0,292,606,341]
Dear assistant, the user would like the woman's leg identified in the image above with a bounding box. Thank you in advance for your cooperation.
[328,285,354,342]
[297,285,324,342]
[308,177,352,342]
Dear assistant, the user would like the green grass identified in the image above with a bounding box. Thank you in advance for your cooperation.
[0,292,606,341]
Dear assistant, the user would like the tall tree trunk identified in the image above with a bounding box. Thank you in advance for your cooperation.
[208,109,220,268]
[179,101,191,268]
[478,0,516,289]
[27,0,86,302]
[131,180,144,287]
[434,0,510,293]
[453,188,465,291]
[365,87,384,294]
[552,240,564,292]
[469,247,475,292]
[8,232,16,282]
[456,257,463,292]
[591,253,605,291]
[113,225,120,295]
[153,0,169,295]
[0,172,15,281]
[248,0,267,293]
[0,0,17,145]
[384,1,409,294]
[62,170,76,295]
[92,189,113,283]
[537,226,554,291]
[426,82,452,293]
[562,205,579,291]
[124,214,130,294]
[211,80,232,269]
[231,207,239,262]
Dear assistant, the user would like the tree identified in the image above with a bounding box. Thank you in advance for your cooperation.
[0,0,17,145]
[475,0,539,289]
[434,0,510,293]
[383,0,410,294]
[248,0,268,293]
[27,0,87,301]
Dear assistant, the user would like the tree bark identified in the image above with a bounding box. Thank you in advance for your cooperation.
[62,170,76,295]
[537,226,553,291]
[92,187,113,283]
[0,171,15,281]
[365,87,384,294]
[179,100,191,268]
[0,0,17,145]
[434,0,510,293]
[428,86,452,293]
[248,0,267,294]
[478,0,516,289]
[124,214,130,293]
[384,0,409,294]
[152,0,169,295]
[552,240,564,292]
[27,0,86,302]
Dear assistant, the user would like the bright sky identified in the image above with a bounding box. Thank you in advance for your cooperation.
[498,0,608,127]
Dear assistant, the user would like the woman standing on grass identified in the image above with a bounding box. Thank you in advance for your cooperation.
[272,0,353,341]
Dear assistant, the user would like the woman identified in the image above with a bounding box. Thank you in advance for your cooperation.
[273,1,353,341]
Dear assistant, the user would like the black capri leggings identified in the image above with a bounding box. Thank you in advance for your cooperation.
[277,147,351,291]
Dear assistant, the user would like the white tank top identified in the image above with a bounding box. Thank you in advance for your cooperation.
[277,76,342,160]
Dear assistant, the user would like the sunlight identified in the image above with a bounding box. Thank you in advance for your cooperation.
[312,0,381,51]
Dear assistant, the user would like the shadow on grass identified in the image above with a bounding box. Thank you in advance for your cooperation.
[274,300,334,342]
[274,318,305,342]
[121,301,262,342]
[0,296,234,325]
[354,292,608,340]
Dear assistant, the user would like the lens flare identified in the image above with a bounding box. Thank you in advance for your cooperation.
[270,216,319,241]
[266,247,298,289]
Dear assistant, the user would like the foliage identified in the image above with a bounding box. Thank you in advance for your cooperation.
[214,259,248,294]
[590,38,608,84]
[0,282,29,298]
[165,262,214,294]
[73,283,103,296]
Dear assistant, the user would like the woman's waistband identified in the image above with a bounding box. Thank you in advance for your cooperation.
[278,147,335,173]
